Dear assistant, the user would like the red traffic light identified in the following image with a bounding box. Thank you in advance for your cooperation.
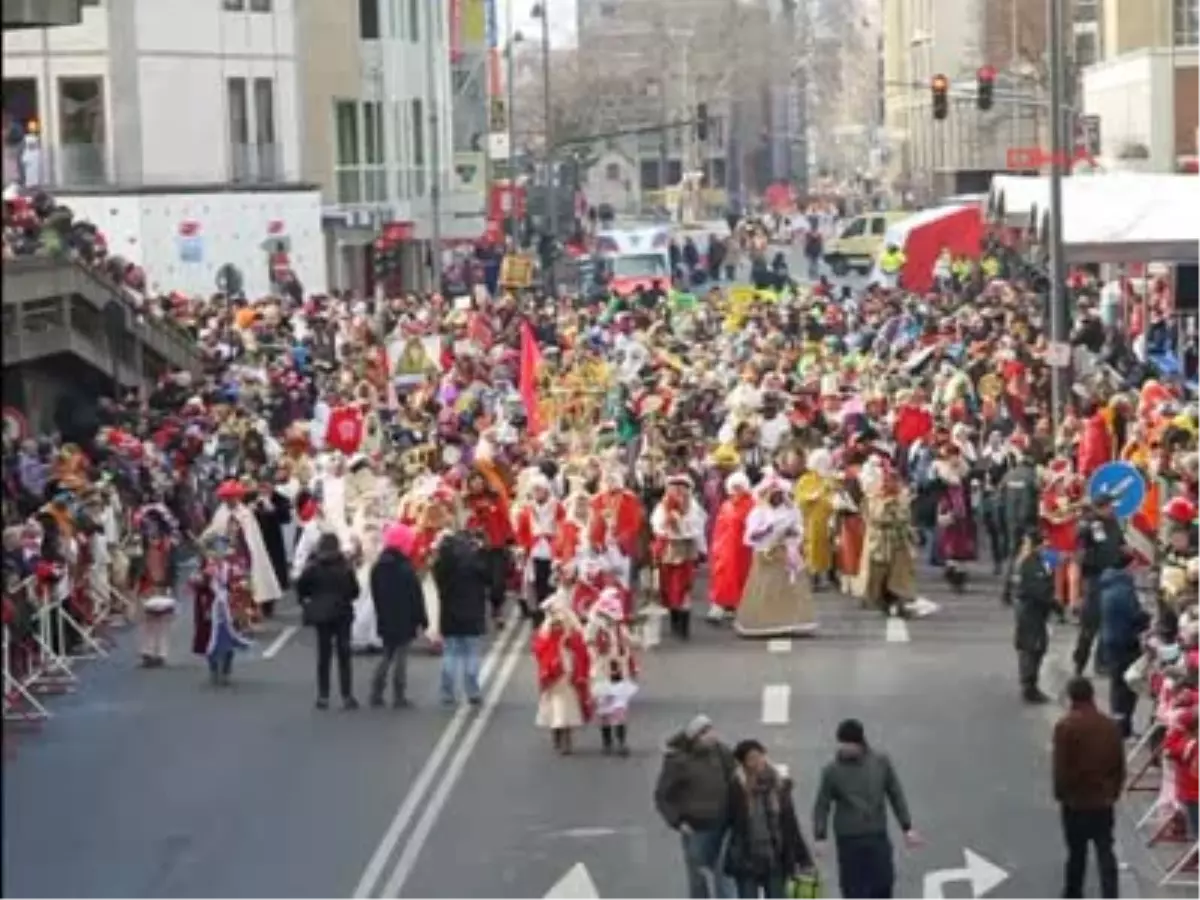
[931,74,949,92]
[977,65,996,82]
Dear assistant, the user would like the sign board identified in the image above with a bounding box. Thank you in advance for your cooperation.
[1088,461,1147,520]
[500,254,534,287]
[1078,115,1102,156]
[487,132,510,161]
[1047,340,1072,368]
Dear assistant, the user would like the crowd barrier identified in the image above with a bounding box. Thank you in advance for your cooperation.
[2,554,132,734]
[1122,649,1199,888]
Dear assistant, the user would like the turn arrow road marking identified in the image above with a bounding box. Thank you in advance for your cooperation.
[545,862,600,899]
[922,848,1008,898]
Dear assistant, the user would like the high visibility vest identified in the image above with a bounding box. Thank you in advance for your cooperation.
[952,260,970,279]
[880,251,904,275]
[981,256,999,278]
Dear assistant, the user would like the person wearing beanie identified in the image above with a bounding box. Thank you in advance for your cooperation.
[654,714,737,898]
[812,718,918,899]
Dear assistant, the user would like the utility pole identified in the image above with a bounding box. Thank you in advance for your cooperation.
[424,1,443,291]
[793,0,810,198]
[1047,0,1070,428]
[540,4,556,241]
[505,0,518,242]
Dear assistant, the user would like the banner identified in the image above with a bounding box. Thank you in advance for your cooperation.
[450,0,462,61]
[460,0,485,46]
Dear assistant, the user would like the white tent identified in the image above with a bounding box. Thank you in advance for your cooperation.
[987,175,1044,226]
[1031,175,1200,264]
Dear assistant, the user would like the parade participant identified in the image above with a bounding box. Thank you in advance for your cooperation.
[1013,529,1058,703]
[794,448,836,590]
[463,468,514,628]
[585,586,638,757]
[736,472,816,638]
[532,592,592,756]
[855,464,917,618]
[832,466,868,596]
[316,453,353,550]
[513,471,564,620]
[932,443,974,592]
[707,471,754,623]
[702,445,741,548]
[591,468,646,583]
[1040,460,1082,612]
[191,534,252,687]
[132,501,180,668]
[553,490,592,571]
[651,474,708,640]
[204,479,283,619]
[251,475,292,618]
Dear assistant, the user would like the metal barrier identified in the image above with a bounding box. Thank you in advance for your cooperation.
[2,554,133,730]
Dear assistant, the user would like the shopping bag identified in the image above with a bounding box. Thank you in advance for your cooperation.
[1124,653,1150,694]
[787,871,822,899]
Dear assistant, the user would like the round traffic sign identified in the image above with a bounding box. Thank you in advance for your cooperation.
[1087,461,1147,520]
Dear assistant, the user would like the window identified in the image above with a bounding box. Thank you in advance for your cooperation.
[605,162,621,181]
[253,78,275,145]
[1073,0,1098,22]
[394,101,410,197]
[409,0,420,40]
[839,217,866,238]
[411,98,425,194]
[335,100,360,166]
[1074,30,1098,67]
[869,216,886,235]
[1175,0,1199,46]
[227,77,248,145]
[58,77,105,144]
[363,100,385,201]
[359,0,380,39]
[249,0,271,10]
[599,1,618,17]
[223,0,245,10]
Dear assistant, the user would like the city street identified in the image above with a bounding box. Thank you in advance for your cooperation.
[2,561,1167,899]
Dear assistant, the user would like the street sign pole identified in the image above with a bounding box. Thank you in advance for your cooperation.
[1047,0,1071,433]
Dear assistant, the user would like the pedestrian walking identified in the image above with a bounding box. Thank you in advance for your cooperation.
[1014,529,1058,704]
[811,718,920,899]
[432,528,489,706]
[296,532,361,710]
[367,523,427,709]
[1098,554,1151,738]
[725,739,815,899]
[654,714,737,899]
[1052,676,1125,898]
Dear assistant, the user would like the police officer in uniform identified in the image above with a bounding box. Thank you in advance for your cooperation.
[879,243,906,289]
[999,447,1039,605]
[1073,491,1126,677]
[1013,529,1058,703]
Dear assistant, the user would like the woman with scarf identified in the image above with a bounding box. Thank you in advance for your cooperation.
[735,473,817,638]
[725,738,815,898]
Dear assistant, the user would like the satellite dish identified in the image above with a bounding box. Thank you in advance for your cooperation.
[216,263,244,296]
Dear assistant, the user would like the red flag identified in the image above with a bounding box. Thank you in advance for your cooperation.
[519,321,543,436]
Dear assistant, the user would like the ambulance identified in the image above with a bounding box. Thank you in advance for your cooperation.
[593,226,673,296]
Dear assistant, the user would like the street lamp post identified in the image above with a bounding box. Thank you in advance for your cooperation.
[506,24,523,243]
[1047,0,1070,427]
[532,2,556,291]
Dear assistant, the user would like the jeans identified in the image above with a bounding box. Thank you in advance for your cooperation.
[736,875,786,898]
[836,833,895,898]
[440,635,482,703]
[1106,646,1140,738]
[681,827,735,898]
[1061,806,1118,898]
[316,619,353,701]
[370,639,410,703]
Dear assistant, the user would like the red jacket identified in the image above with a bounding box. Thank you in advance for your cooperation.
[1164,729,1199,803]
[1076,412,1112,479]
[465,492,513,549]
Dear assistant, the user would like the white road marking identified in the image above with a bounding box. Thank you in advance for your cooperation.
[761,684,791,725]
[378,619,531,898]
[885,617,911,643]
[260,625,299,659]
[767,638,793,654]
[351,612,521,898]
[545,862,601,898]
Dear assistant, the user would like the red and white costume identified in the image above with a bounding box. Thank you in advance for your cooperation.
[513,474,565,609]
[586,588,639,731]
[532,595,593,748]
[589,472,645,581]
[650,476,708,610]
[1039,458,1081,608]
[707,472,755,619]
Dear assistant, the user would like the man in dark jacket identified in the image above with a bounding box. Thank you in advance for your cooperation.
[432,530,489,706]
[812,719,919,899]
[296,532,361,710]
[999,451,1039,604]
[368,538,427,708]
[1014,530,1059,703]
[654,714,737,898]
[1098,558,1150,738]
[1073,493,1126,676]
[1052,676,1125,898]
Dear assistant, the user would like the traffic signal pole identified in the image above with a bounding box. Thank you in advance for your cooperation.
[1047,0,1070,429]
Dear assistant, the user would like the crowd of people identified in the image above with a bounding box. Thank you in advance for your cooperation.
[3,180,1199,897]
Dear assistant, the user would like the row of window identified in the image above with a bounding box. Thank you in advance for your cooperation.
[333,98,429,203]
[226,76,280,180]
[222,0,273,11]
[1176,0,1200,47]
[358,0,435,41]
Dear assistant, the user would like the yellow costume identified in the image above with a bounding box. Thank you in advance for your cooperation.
[794,469,834,576]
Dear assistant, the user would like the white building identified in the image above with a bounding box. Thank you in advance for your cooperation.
[2,0,328,297]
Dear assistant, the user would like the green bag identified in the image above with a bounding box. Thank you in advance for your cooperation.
[786,871,822,899]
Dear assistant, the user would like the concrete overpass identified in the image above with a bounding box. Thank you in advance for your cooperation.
[3,0,99,30]
[2,256,202,434]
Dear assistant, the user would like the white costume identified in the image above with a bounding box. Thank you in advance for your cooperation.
[204,503,283,607]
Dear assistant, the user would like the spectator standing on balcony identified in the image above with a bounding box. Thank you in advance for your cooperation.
[19,121,42,189]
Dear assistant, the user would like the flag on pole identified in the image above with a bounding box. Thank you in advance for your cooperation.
[520,321,544,436]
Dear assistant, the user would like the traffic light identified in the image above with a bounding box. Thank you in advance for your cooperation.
[931,74,949,120]
[695,102,709,142]
[373,238,391,283]
[976,65,996,111]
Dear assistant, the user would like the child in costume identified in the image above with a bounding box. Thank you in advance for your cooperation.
[131,502,180,668]
[191,535,253,686]
[585,587,639,757]
[532,593,592,755]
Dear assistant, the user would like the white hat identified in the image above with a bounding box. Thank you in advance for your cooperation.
[725,471,751,494]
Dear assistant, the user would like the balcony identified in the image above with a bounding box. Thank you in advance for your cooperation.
[3,0,97,30]
[229,142,285,185]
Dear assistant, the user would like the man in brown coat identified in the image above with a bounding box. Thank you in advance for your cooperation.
[1052,676,1126,898]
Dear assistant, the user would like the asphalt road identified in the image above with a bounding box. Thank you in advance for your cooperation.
[4,554,1184,900]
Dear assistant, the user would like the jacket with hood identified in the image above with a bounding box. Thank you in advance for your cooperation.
[812,747,912,841]
[725,766,814,879]
[1098,567,1150,654]
[369,548,428,644]
[296,541,359,627]
[432,531,489,637]
[654,731,736,831]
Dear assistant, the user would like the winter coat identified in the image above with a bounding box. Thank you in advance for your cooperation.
[1052,702,1125,810]
[654,731,736,831]
[295,546,360,627]
[724,768,813,879]
[432,532,489,637]
[369,548,428,645]
[811,747,913,841]
[1000,462,1039,542]
[1014,551,1057,654]
[1098,568,1150,655]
